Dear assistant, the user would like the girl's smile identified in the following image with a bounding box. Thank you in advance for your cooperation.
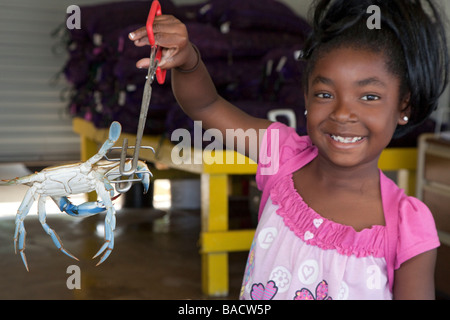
[329,135,364,144]
[305,47,409,171]
[328,134,366,148]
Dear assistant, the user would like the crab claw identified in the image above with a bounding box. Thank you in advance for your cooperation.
[136,161,152,194]
[96,121,121,156]
[54,196,106,217]
[109,121,121,142]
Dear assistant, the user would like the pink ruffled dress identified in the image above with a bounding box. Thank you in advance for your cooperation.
[239,122,440,300]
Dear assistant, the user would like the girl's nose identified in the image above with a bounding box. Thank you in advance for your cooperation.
[330,100,358,123]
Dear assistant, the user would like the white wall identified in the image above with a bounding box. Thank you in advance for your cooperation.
[436,1,450,126]
[278,0,314,18]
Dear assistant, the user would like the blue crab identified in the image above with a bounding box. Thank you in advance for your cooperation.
[0,122,152,271]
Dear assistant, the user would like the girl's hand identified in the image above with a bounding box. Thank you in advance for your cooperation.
[128,15,198,71]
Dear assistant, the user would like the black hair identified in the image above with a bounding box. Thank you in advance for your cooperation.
[301,0,449,137]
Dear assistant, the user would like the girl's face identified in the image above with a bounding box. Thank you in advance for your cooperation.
[305,47,409,170]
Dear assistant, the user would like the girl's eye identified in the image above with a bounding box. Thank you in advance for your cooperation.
[361,94,380,101]
[316,93,333,99]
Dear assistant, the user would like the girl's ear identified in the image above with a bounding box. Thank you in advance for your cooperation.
[398,93,411,126]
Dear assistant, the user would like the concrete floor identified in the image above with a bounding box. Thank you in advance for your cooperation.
[0,164,248,300]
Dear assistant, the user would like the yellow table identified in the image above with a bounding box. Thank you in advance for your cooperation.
[72,117,417,297]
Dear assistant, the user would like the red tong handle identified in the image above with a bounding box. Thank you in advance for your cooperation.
[146,0,166,84]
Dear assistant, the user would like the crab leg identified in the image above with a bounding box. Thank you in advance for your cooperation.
[38,195,79,262]
[92,180,116,265]
[14,186,37,271]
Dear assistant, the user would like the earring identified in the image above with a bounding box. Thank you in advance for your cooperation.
[403,116,409,122]
[304,110,308,116]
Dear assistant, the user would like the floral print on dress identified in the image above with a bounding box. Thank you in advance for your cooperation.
[294,280,333,300]
[270,267,291,292]
[251,280,278,300]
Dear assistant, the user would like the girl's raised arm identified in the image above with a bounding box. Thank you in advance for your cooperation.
[129,15,272,162]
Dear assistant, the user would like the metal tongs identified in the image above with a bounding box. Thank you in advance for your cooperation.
[109,0,166,193]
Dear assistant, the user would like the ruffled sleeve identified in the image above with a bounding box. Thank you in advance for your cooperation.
[255,122,318,220]
[256,122,316,191]
[394,196,440,269]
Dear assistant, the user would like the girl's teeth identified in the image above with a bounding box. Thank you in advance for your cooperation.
[331,135,363,143]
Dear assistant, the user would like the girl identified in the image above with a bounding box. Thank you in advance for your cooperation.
[129,0,448,299]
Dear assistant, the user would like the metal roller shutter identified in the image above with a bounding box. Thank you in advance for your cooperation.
[0,0,121,164]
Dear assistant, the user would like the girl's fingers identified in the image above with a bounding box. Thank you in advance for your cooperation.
[136,57,150,69]
[159,47,181,69]
[128,26,147,42]
[130,15,191,70]
[129,15,180,43]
